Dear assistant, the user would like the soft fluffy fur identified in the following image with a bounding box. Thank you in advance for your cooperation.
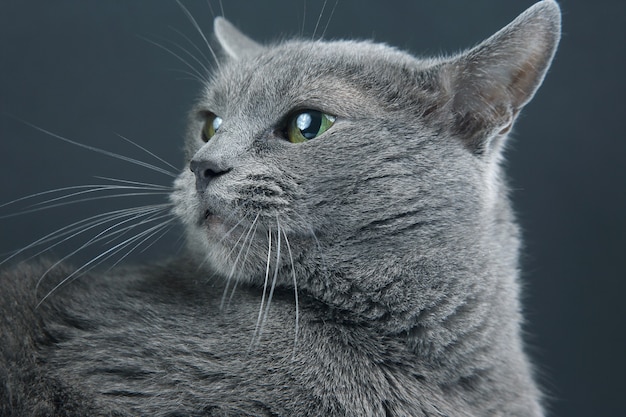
[1,2,560,416]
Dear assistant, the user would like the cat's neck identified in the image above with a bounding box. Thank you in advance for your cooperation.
[298,176,523,368]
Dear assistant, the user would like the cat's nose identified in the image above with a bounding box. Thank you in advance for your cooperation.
[189,159,231,193]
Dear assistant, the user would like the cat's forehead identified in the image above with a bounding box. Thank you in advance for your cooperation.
[200,40,436,118]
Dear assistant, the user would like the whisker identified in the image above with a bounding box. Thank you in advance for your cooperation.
[94,176,173,191]
[281,227,299,359]
[166,69,208,85]
[113,133,180,172]
[35,212,174,289]
[1,205,169,266]
[84,217,174,275]
[320,0,339,40]
[196,211,248,272]
[43,206,169,255]
[35,209,173,290]
[205,0,217,18]
[175,0,220,69]
[168,25,213,74]
[0,184,119,210]
[2,191,170,219]
[220,214,254,309]
[290,211,328,275]
[258,219,281,343]
[307,224,328,274]
[139,223,174,254]
[312,0,329,40]
[138,35,211,85]
[215,212,249,246]
[228,215,260,306]
[36,218,175,308]
[160,37,214,78]
[301,0,307,37]
[105,221,175,271]
[0,179,168,213]
[173,230,187,256]
[252,227,272,349]
[97,209,174,247]
[221,212,260,309]
[25,185,169,209]
[9,117,177,178]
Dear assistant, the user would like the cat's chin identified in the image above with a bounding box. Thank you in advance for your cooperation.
[191,212,258,275]
[199,210,229,235]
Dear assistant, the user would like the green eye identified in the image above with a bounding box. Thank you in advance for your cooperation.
[201,114,223,142]
[287,110,336,143]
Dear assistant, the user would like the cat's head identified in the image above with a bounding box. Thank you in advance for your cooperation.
[172,1,560,331]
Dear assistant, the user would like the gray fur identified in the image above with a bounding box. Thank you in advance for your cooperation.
[1,1,560,416]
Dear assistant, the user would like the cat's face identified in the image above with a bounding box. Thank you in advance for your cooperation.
[172,39,476,285]
[171,3,560,324]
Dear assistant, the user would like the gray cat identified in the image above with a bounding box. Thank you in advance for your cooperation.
[0,1,560,416]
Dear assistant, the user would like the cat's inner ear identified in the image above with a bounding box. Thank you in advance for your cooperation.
[214,17,263,60]
[442,0,561,153]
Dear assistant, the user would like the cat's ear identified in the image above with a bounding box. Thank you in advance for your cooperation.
[214,17,263,60]
[441,0,561,153]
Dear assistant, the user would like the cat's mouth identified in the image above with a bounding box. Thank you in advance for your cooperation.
[195,209,212,225]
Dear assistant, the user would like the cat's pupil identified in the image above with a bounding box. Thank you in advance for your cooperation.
[296,112,320,140]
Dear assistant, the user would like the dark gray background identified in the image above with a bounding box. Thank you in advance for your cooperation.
[0,1,623,416]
